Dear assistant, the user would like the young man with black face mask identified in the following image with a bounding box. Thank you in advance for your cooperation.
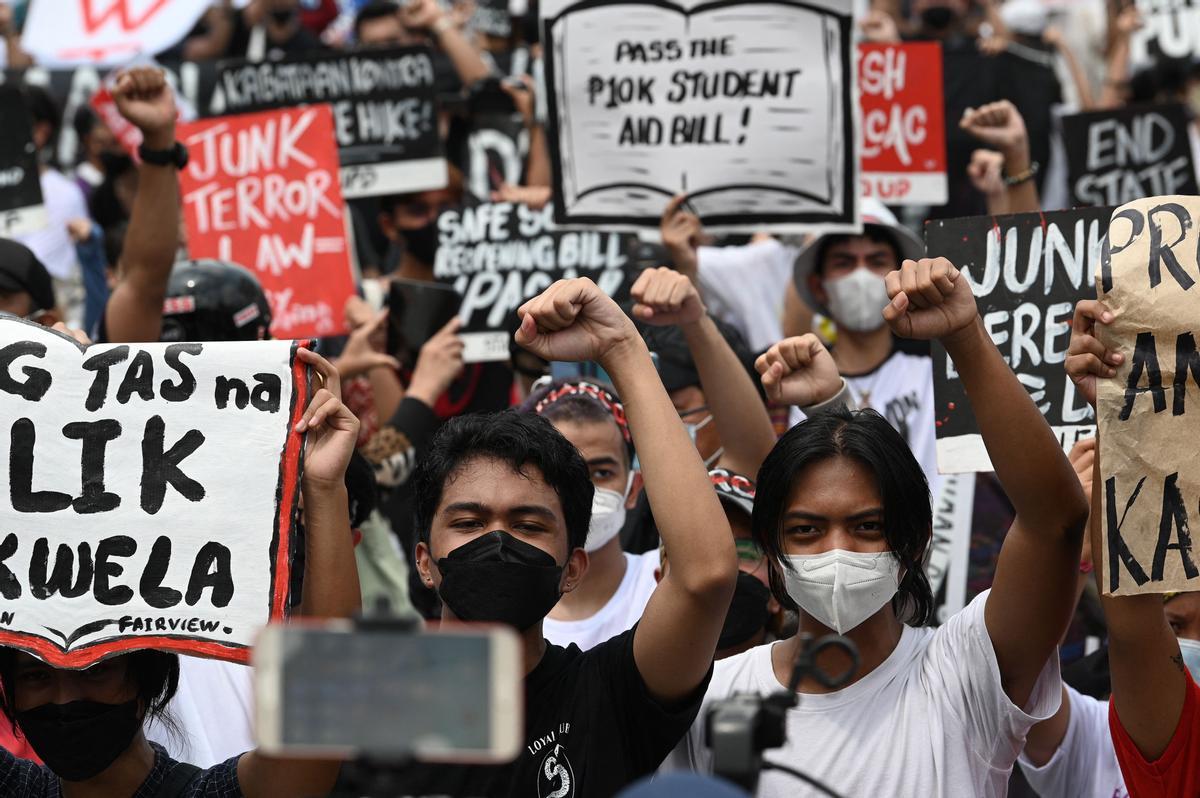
[402,277,737,797]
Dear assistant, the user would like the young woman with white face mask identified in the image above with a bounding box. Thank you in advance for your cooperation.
[678,258,1090,798]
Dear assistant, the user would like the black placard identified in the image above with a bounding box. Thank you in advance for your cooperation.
[1063,104,1198,208]
[925,207,1114,472]
[432,201,640,361]
[0,86,46,237]
[213,47,446,198]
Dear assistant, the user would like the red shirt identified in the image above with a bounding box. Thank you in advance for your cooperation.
[1111,671,1200,797]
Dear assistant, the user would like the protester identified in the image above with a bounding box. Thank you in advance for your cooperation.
[400,277,737,795]
[679,258,1089,796]
[0,240,59,326]
[0,342,360,797]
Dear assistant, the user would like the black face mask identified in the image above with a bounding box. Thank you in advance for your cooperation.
[403,221,440,268]
[437,531,564,631]
[17,699,141,782]
[919,6,957,30]
[269,8,297,25]
[718,572,772,651]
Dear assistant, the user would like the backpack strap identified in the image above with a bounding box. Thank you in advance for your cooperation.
[156,761,202,798]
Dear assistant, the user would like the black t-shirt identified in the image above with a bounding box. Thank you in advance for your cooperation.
[0,742,241,797]
[370,627,708,797]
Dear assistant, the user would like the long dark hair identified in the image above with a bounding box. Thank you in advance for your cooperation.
[753,406,935,626]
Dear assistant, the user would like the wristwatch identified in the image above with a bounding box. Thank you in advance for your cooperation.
[138,141,189,170]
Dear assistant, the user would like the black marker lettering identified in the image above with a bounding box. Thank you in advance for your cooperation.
[186,542,234,607]
[1153,472,1199,581]
[116,350,155,404]
[82,346,130,412]
[1107,475,1151,592]
[251,374,282,413]
[140,416,206,514]
[1147,202,1195,290]
[0,342,51,401]
[10,419,71,513]
[30,540,93,599]
[160,343,202,402]
[63,420,122,514]
[139,537,182,609]
[1120,331,1166,420]
[0,534,20,599]
[93,535,136,606]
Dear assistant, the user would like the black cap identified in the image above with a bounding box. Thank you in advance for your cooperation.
[0,239,55,313]
[160,259,273,343]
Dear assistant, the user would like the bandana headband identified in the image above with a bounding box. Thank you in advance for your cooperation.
[534,380,632,444]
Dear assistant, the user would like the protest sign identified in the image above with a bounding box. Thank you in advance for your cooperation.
[463,111,528,201]
[1098,196,1200,596]
[0,87,47,237]
[434,201,638,361]
[178,105,356,340]
[926,474,974,625]
[213,47,446,199]
[0,318,308,667]
[1063,104,1198,208]
[539,0,858,232]
[474,0,514,38]
[926,206,1113,472]
[21,0,210,67]
[858,42,946,206]
[1132,0,1200,62]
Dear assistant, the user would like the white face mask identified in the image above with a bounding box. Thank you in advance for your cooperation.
[585,473,633,553]
[779,549,901,634]
[1179,638,1200,684]
[822,268,890,332]
[684,413,724,468]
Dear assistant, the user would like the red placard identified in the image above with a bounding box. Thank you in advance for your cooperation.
[858,42,947,206]
[178,105,354,339]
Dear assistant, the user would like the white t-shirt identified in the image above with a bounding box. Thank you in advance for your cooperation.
[1017,685,1128,798]
[696,239,799,352]
[145,656,256,768]
[676,590,1061,798]
[543,551,660,651]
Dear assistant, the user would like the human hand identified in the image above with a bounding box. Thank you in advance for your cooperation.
[0,4,13,36]
[1068,436,1096,498]
[408,316,465,407]
[112,67,177,150]
[967,149,1006,198]
[978,32,1010,56]
[401,0,446,32]
[501,74,536,125]
[1064,300,1121,408]
[491,183,552,209]
[514,278,638,364]
[1041,25,1063,49]
[859,9,900,42]
[67,218,94,244]
[882,258,978,341]
[51,323,91,345]
[756,334,842,407]
[960,100,1028,160]
[630,266,706,327]
[296,348,361,486]
[1113,5,1143,38]
[336,309,400,380]
[660,194,703,278]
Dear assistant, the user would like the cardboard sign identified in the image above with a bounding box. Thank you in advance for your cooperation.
[1098,196,1200,595]
[0,319,308,667]
[21,0,210,67]
[858,42,946,206]
[213,47,446,199]
[178,105,356,340]
[433,201,638,361]
[926,207,1114,473]
[1063,104,1198,208]
[539,0,858,232]
[1132,0,1200,62]
[0,86,47,237]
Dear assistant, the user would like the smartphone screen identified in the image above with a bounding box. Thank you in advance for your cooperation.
[256,625,521,761]
[387,279,462,367]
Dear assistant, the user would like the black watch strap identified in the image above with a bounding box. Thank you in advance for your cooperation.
[138,141,189,169]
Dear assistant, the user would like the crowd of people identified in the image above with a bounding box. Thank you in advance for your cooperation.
[0,0,1198,796]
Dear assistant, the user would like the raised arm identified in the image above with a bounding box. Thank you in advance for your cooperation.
[402,0,491,87]
[960,100,1040,215]
[631,267,776,478]
[239,348,361,797]
[515,278,736,702]
[1065,299,1185,760]
[103,68,180,345]
[883,258,1089,707]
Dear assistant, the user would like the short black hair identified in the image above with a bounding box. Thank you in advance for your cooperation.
[355,0,400,39]
[813,228,902,278]
[0,649,180,737]
[19,84,60,146]
[412,411,594,553]
[753,406,934,626]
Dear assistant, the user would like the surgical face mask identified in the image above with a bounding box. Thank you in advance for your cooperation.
[436,530,564,631]
[779,549,901,634]
[822,268,891,333]
[17,699,141,782]
[684,413,724,468]
[586,473,633,553]
[1179,638,1200,684]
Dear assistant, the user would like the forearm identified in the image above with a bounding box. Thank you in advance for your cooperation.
[1098,41,1130,109]
[1059,43,1095,110]
[983,188,1009,216]
[436,26,492,87]
[1002,145,1040,214]
[525,123,552,187]
[681,316,775,476]
[296,481,361,619]
[106,146,179,343]
[368,367,404,423]
[599,337,734,588]
[4,33,32,68]
[945,319,1086,531]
